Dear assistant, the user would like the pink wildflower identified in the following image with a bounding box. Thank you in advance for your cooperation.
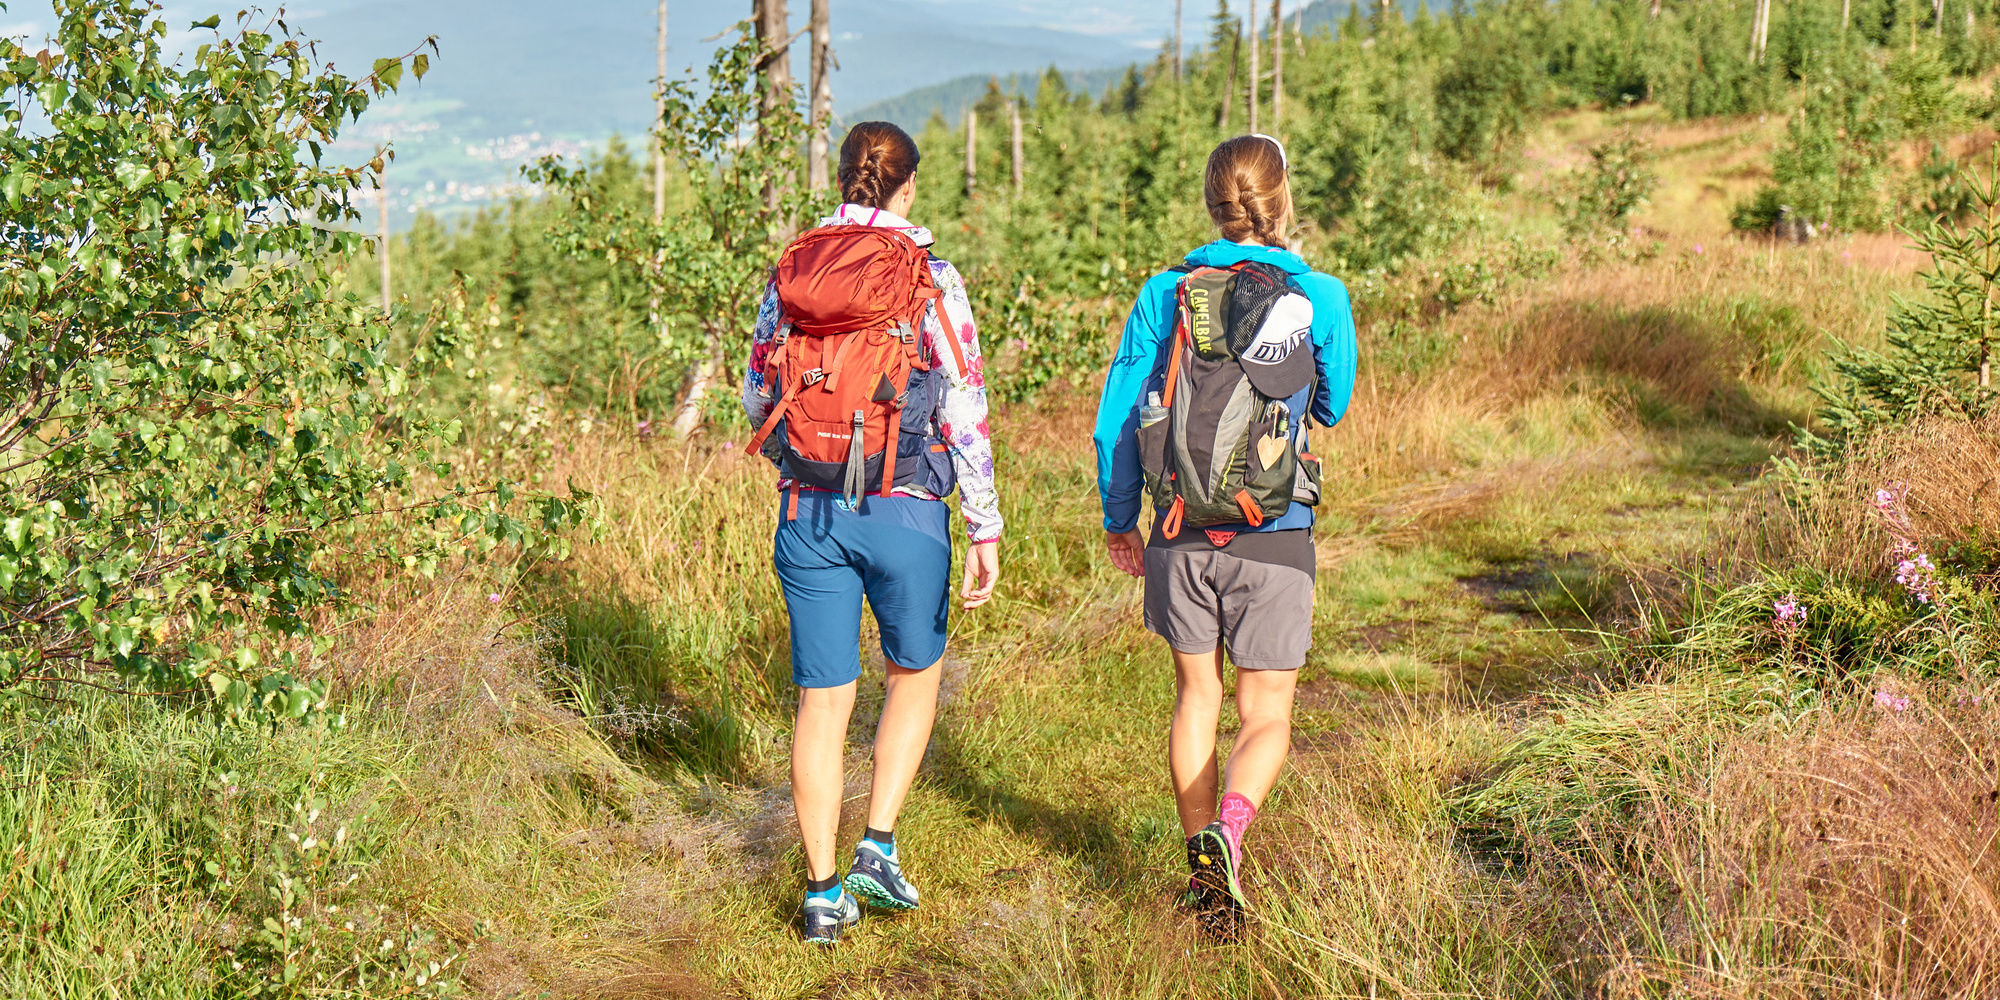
[1692,244,1704,255]
[1894,553,1937,604]
[1773,593,1805,633]
[487,593,502,604]
[1874,689,1911,713]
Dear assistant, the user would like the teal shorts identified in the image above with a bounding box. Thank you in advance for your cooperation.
[772,491,952,688]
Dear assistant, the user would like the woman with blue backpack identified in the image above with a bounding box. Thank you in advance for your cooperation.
[742,121,1002,945]
[1093,134,1358,934]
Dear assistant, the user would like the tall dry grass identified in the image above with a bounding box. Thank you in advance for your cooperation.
[1745,415,2000,581]
[1543,682,2000,999]
[1327,239,1903,488]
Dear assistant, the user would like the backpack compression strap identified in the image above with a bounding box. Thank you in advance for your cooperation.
[743,320,796,460]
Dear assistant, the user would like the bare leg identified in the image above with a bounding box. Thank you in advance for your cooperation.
[865,658,945,832]
[793,681,859,881]
[1170,647,1227,836]
[1223,668,1298,808]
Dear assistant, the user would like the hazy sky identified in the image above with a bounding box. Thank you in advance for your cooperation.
[0,1,1235,52]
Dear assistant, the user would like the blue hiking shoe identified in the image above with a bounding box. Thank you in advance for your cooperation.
[801,890,860,945]
[843,840,920,911]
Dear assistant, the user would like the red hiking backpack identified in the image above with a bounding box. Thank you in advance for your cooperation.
[744,224,968,518]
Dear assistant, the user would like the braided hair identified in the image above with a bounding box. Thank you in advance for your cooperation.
[838,121,921,209]
[1204,135,1293,247]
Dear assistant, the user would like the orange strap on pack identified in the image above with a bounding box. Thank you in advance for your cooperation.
[1161,495,1185,540]
[923,294,969,376]
[1161,323,1187,408]
[1234,490,1264,527]
[786,483,801,521]
[744,389,792,457]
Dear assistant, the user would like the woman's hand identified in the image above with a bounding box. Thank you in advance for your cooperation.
[960,540,1000,610]
[1105,530,1146,578]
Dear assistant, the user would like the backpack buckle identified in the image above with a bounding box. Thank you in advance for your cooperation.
[774,322,792,345]
[895,322,916,345]
[801,367,827,387]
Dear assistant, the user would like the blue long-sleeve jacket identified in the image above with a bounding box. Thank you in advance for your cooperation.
[1093,240,1359,535]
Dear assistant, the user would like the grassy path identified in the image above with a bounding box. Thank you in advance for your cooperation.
[626,420,1772,999]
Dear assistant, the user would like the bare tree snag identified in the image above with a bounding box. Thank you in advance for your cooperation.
[1010,100,1024,192]
[964,109,977,197]
[808,0,832,192]
[1219,19,1238,130]
[754,0,794,212]
[1247,0,1258,133]
[650,0,668,370]
[377,178,390,317]
[1271,0,1283,126]
[1174,0,1184,83]
[653,1,668,223]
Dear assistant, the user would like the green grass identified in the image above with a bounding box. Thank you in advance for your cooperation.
[13,108,1999,997]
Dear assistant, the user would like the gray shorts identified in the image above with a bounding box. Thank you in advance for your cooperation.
[1143,542,1314,670]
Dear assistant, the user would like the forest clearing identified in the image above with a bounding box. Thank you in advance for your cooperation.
[4,0,1999,997]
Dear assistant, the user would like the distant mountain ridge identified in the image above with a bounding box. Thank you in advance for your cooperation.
[844,0,1418,129]
[1,0,1419,222]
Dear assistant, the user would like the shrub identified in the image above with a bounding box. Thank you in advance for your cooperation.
[1561,133,1657,238]
[1735,48,1899,234]
[0,3,582,712]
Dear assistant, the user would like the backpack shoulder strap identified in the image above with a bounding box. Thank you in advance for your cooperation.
[914,251,969,377]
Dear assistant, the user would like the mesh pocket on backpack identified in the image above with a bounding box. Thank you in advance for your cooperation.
[1137,398,1171,493]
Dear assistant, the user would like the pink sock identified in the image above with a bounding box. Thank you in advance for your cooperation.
[1218,792,1257,855]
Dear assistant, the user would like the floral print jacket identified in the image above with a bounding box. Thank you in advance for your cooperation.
[741,204,1003,543]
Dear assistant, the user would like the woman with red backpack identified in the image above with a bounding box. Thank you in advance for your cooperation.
[1092,135,1358,934]
[741,121,1001,945]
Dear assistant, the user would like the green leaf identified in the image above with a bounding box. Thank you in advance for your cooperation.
[192,15,221,29]
[411,53,428,81]
[372,57,403,91]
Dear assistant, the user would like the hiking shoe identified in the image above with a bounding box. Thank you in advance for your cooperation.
[1188,821,1247,932]
[844,840,920,911]
[801,891,861,945]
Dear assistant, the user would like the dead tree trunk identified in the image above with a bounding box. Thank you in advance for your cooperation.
[1270,0,1283,127]
[1247,0,1259,133]
[1748,0,1765,62]
[1174,0,1184,83]
[753,0,794,210]
[650,0,669,387]
[964,110,978,197]
[1010,100,1024,192]
[1218,22,1238,130]
[681,0,789,433]
[807,0,832,192]
[377,179,390,317]
[1842,0,1851,28]
[653,2,668,221]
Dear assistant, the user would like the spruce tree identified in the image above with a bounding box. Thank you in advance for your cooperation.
[1805,150,2000,454]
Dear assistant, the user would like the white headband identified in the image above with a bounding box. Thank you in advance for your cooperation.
[1250,132,1288,173]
